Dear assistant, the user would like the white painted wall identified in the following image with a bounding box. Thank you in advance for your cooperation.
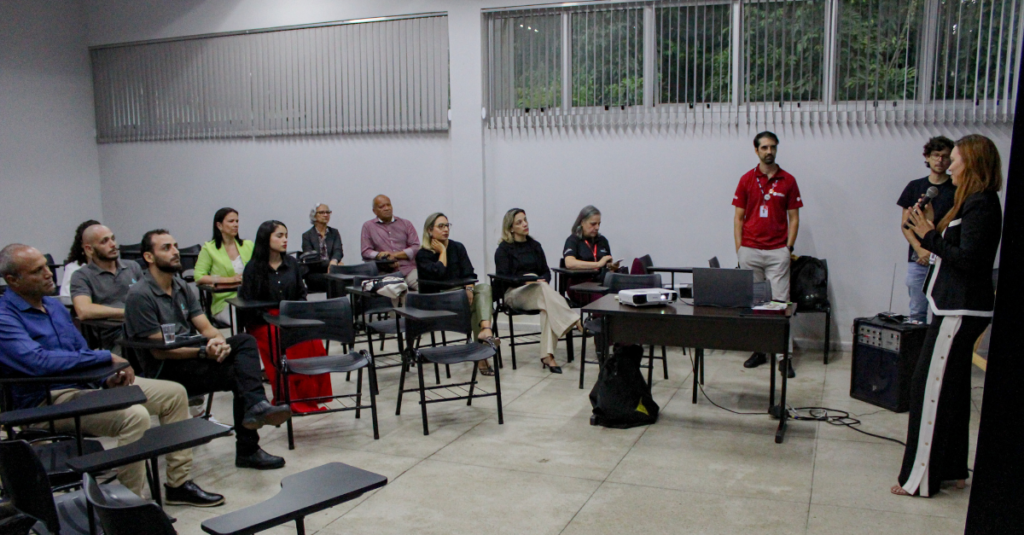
[85,0,1013,349]
[1,0,102,264]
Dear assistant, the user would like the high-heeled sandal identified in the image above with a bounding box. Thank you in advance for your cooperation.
[477,362,495,376]
[541,357,562,374]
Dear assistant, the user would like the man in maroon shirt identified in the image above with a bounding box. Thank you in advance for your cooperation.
[732,131,802,377]
[360,194,421,290]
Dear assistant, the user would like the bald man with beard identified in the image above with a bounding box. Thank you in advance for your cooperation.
[70,224,143,349]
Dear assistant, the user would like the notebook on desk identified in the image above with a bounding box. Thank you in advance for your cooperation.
[692,268,771,308]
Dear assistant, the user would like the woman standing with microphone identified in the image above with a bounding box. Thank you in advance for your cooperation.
[894,134,1003,497]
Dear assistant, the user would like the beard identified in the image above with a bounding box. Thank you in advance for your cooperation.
[761,154,775,165]
[95,250,119,262]
[154,257,183,274]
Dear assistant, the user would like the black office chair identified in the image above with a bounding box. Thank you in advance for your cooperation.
[118,331,217,420]
[178,244,201,282]
[269,298,379,449]
[394,291,502,435]
[792,257,832,364]
[82,473,175,535]
[578,273,668,389]
[632,254,693,297]
[0,439,132,535]
[118,243,146,271]
[487,274,575,370]
[709,256,721,268]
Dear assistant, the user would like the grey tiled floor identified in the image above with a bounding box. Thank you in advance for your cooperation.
[156,338,983,534]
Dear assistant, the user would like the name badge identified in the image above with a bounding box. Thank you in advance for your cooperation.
[759,205,769,218]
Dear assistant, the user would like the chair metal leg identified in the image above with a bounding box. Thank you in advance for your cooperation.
[566,329,575,363]
[699,348,705,385]
[661,346,669,379]
[416,358,429,436]
[507,313,517,370]
[646,345,654,386]
[203,392,214,419]
[467,364,478,406]
[579,328,587,390]
[368,362,380,440]
[355,368,363,419]
[494,354,504,425]
[283,367,295,450]
[296,517,305,535]
[492,320,503,369]
[396,353,407,415]
[434,363,441,384]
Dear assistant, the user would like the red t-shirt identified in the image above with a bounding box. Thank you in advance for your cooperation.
[732,166,803,250]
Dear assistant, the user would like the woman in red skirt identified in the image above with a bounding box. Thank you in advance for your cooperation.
[240,220,332,414]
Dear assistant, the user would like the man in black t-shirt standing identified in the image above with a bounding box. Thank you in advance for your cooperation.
[897,136,956,323]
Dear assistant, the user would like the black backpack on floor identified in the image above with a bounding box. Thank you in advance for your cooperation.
[589,345,659,428]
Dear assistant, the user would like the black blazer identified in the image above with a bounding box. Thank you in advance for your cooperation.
[921,191,1002,316]
[301,226,343,263]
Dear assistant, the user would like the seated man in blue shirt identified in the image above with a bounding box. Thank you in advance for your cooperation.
[0,243,224,507]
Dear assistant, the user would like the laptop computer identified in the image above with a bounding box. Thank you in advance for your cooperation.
[692,268,772,308]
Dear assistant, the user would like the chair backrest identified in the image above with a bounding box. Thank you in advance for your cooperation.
[83,473,176,535]
[279,297,357,349]
[631,254,653,275]
[0,440,61,533]
[601,273,662,293]
[326,263,392,312]
[708,257,720,268]
[178,244,202,272]
[404,290,472,340]
[119,244,142,260]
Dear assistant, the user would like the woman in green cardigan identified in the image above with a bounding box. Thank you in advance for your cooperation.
[194,207,254,323]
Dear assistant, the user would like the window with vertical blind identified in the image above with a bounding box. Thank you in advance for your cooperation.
[483,0,1023,128]
[90,14,450,143]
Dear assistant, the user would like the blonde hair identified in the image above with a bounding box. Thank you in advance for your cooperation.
[421,212,447,252]
[938,135,1003,232]
[501,208,526,244]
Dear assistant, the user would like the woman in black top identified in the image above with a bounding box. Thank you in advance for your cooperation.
[494,208,580,374]
[301,203,344,292]
[895,134,1003,497]
[416,213,498,376]
[563,205,620,272]
[242,220,332,414]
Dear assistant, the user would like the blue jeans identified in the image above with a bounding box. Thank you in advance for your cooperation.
[906,261,930,323]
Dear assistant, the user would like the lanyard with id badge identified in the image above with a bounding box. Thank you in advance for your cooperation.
[755,176,776,218]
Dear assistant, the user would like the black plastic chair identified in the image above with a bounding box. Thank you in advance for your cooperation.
[0,439,130,535]
[328,263,399,355]
[178,244,201,282]
[578,273,668,389]
[82,473,174,535]
[487,274,575,370]
[394,291,502,435]
[794,258,832,364]
[269,297,379,450]
[709,256,721,268]
[631,254,693,297]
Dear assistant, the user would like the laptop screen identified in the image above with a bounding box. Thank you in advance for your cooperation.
[692,268,755,308]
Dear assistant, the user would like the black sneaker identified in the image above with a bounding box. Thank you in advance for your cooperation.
[743,352,767,369]
[235,448,286,470]
[163,480,224,508]
[779,358,796,378]
[242,401,292,430]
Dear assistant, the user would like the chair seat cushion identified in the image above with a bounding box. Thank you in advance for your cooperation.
[417,343,496,365]
[366,317,404,334]
[285,353,370,375]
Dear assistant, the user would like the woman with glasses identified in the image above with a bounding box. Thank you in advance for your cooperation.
[494,208,580,374]
[301,203,343,292]
[241,220,332,414]
[194,207,253,324]
[416,213,499,376]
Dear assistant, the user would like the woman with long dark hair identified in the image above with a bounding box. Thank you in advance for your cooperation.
[194,207,254,323]
[894,134,1003,497]
[59,219,100,297]
[240,220,332,414]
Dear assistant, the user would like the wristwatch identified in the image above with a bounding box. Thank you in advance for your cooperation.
[787,245,794,253]
[197,345,208,360]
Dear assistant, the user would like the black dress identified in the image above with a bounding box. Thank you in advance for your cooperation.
[897,191,1001,496]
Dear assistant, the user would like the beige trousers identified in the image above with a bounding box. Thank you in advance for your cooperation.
[46,377,192,496]
[505,281,578,359]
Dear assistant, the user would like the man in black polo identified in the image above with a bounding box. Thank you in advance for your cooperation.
[124,229,291,470]
[70,224,142,349]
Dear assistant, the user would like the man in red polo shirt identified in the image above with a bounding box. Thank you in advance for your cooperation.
[732,131,802,377]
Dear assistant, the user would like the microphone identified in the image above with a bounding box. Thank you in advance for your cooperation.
[904,186,939,229]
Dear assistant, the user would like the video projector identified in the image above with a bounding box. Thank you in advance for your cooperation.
[617,288,678,307]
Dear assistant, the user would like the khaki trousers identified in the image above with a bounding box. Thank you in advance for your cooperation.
[46,377,192,496]
[737,246,791,301]
[505,281,577,359]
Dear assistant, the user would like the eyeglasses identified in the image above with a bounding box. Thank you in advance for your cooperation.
[316,210,332,215]
[436,223,451,230]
